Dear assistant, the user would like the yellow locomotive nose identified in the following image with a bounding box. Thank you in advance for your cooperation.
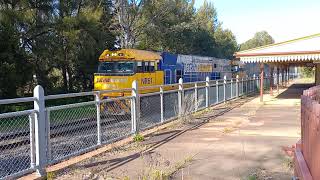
[94,75,131,97]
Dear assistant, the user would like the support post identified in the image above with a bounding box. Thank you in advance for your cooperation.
[245,75,248,94]
[216,80,219,104]
[260,63,264,102]
[205,76,209,107]
[315,63,320,85]
[270,65,274,96]
[95,92,101,145]
[194,83,198,111]
[33,85,47,176]
[284,66,288,87]
[178,78,184,116]
[131,81,139,133]
[223,75,226,102]
[241,78,244,95]
[236,75,239,97]
[277,66,280,94]
[230,78,233,98]
[253,74,256,91]
[160,86,164,122]
[29,113,36,169]
[287,66,290,83]
[281,66,285,87]
[46,110,51,161]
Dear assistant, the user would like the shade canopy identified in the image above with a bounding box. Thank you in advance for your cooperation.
[235,33,320,64]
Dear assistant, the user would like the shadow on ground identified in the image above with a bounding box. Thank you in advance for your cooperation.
[276,83,314,99]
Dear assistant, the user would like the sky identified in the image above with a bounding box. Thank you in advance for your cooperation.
[194,0,320,43]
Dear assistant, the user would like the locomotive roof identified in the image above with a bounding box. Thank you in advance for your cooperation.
[99,49,161,61]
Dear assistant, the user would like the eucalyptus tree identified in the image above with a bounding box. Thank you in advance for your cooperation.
[240,31,275,51]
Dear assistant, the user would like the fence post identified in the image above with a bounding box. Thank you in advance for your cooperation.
[95,92,101,145]
[46,110,51,162]
[216,80,219,104]
[205,76,209,108]
[33,85,47,176]
[160,86,164,123]
[249,76,254,93]
[230,78,233,99]
[194,83,198,111]
[223,75,226,103]
[178,78,184,116]
[245,75,248,95]
[241,77,244,96]
[131,80,139,133]
[236,75,239,97]
[253,74,256,92]
[29,113,36,169]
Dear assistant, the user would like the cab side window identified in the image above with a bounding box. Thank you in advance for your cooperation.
[176,70,183,83]
[149,62,155,72]
[137,61,156,73]
[137,61,143,73]
[144,62,149,72]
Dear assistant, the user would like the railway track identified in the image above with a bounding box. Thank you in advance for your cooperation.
[0,115,131,151]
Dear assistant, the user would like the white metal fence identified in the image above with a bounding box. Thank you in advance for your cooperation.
[0,74,297,179]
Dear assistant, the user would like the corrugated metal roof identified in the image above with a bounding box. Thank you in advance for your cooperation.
[235,33,320,63]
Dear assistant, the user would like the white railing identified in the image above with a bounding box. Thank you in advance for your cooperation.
[0,73,298,179]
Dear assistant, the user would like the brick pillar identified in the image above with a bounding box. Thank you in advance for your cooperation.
[277,66,280,94]
[316,64,320,85]
[260,63,264,102]
[270,65,274,96]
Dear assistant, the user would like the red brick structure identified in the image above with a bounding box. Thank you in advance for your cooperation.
[295,86,320,180]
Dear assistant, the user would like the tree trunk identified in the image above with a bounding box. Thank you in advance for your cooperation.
[62,66,68,92]
[67,66,73,92]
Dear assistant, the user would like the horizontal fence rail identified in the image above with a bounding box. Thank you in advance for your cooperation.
[0,73,298,179]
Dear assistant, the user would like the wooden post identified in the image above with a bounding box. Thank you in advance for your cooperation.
[277,66,280,94]
[270,65,274,96]
[315,63,320,85]
[260,63,264,102]
[281,66,285,87]
[287,66,290,83]
[284,66,288,87]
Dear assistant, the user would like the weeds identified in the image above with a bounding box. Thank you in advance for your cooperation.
[247,174,257,180]
[46,171,55,180]
[133,133,145,142]
[283,157,294,170]
[223,127,235,133]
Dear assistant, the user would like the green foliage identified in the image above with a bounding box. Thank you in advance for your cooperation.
[0,0,239,101]
[133,133,145,142]
[300,67,315,78]
[0,0,115,99]
[214,25,238,59]
[247,175,257,180]
[130,0,237,58]
[240,31,275,51]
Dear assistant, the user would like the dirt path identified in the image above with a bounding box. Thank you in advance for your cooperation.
[53,81,310,180]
